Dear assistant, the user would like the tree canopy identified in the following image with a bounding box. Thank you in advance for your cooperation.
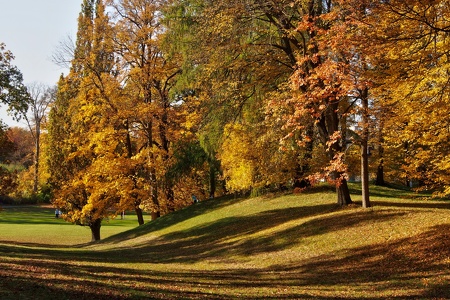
[37,0,450,240]
[0,43,29,119]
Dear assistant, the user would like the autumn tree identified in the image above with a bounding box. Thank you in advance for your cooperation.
[6,126,34,167]
[0,121,15,162]
[165,0,318,194]
[364,0,450,195]
[49,0,120,241]
[281,0,384,206]
[106,0,184,220]
[19,83,56,193]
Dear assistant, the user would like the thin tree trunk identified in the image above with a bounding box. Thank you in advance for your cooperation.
[166,187,175,212]
[33,123,40,194]
[33,140,39,194]
[209,162,216,199]
[375,116,385,186]
[361,141,371,207]
[150,178,160,220]
[375,159,385,186]
[361,88,371,208]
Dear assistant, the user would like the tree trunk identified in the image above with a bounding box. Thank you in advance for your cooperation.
[33,124,40,194]
[361,141,371,208]
[375,159,385,186]
[166,187,175,212]
[360,88,371,208]
[294,124,313,189]
[151,210,160,220]
[135,205,144,226]
[337,178,352,206]
[33,142,39,194]
[316,104,353,206]
[375,118,385,186]
[209,162,216,199]
[90,218,102,242]
[150,179,160,220]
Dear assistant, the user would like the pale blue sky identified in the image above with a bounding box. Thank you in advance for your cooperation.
[0,0,82,126]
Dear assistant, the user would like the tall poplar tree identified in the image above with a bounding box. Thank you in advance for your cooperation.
[49,0,118,241]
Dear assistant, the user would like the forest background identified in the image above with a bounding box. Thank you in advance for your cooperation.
[1,0,449,241]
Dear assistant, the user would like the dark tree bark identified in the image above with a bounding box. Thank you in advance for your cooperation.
[337,178,352,206]
[375,159,385,186]
[209,162,216,199]
[90,218,102,242]
[375,118,385,186]
[360,88,371,208]
[317,104,353,206]
[135,205,144,226]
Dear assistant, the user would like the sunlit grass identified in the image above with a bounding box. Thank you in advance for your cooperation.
[0,205,144,245]
[1,184,449,299]
[0,163,25,172]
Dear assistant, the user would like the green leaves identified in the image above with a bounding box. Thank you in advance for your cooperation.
[0,43,29,120]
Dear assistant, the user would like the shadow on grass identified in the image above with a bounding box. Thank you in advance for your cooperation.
[1,224,449,299]
[130,210,405,264]
[1,192,449,299]
[99,195,246,244]
[372,200,450,210]
[348,183,429,200]
[276,223,450,299]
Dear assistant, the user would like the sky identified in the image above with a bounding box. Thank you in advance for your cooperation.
[0,0,82,127]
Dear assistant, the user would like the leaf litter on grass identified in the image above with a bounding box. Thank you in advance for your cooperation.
[1,184,450,299]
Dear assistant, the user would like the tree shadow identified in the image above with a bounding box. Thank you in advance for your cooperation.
[1,225,449,299]
[372,200,450,210]
[273,224,450,298]
[348,183,426,200]
[99,195,246,244]
[97,207,405,265]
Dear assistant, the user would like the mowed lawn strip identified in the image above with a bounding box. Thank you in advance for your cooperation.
[0,205,143,245]
[0,184,449,299]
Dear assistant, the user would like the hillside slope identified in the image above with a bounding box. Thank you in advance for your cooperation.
[1,184,449,299]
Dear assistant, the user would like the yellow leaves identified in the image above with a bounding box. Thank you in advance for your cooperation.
[219,123,255,192]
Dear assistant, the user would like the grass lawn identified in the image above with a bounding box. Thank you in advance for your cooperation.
[0,183,449,299]
[0,205,143,245]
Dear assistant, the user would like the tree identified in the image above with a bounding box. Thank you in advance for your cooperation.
[166,0,316,194]
[0,165,18,199]
[49,0,118,241]
[0,121,15,162]
[365,0,450,195]
[0,43,29,121]
[107,0,183,220]
[6,126,34,167]
[19,83,56,193]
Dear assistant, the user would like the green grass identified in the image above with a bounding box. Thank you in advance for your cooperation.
[1,184,449,299]
[0,163,25,172]
[0,205,144,245]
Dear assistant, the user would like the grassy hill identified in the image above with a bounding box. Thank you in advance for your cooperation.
[1,184,449,299]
